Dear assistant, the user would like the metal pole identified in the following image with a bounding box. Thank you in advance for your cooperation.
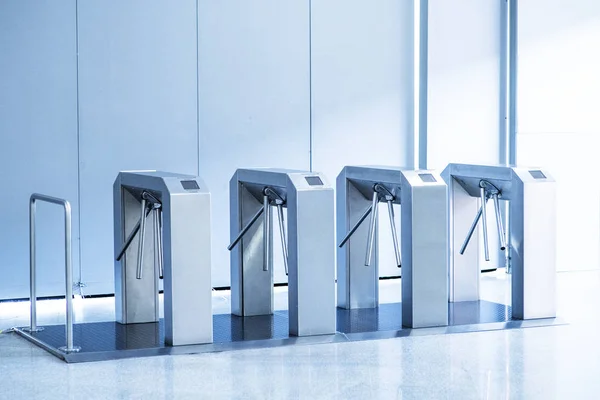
[387,201,402,268]
[364,191,379,266]
[263,194,270,272]
[338,205,373,248]
[156,209,164,279]
[64,201,75,352]
[277,204,289,275]
[493,194,507,251]
[136,198,147,279]
[29,199,37,332]
[153,208,159,277]
[459,206,483,255]
[227,206,265,251]
[480,187,490,261]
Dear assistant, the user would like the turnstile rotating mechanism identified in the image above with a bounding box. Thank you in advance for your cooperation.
[336,166,448,328]
[114,171,213,345]
[228,168,336,336]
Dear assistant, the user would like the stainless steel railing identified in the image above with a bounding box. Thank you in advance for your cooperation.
[28,193,80,353]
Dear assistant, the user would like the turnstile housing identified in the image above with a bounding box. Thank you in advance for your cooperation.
[229,168,335,336]
[441,163,556,319]
[114,171,212,345]
[337,166,449,328]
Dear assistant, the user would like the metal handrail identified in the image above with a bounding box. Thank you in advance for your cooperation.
[28,193,80,353]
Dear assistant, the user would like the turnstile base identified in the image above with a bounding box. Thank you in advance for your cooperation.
[14,301,564,363]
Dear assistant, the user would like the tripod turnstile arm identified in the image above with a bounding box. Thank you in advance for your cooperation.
[459,180,506,261]
[137,198,148,279]
[153,208,164,279]
[387,200,401,268]
[116,205,152,262]
[492,193,507,251]
[459,201,485,256]
[227,205,265,251]
[263,194,270,272]
[338,205,373,248]
[228,187,289,275]
[116,192,163,281]
[365,191,380,266]
[480,187,490,261]
[277,204,289,276]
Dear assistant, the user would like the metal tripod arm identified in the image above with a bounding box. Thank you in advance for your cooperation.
[115,192,164,283]
[459,194,489,257]
[386,200,401,268]
[480,186,490,261]
[227,205,265,251]
[136,198,149,279]
[339,183,401,268]
[459,178,509,264]
[276,204,289,276]
[492,193,507,251]
[116,204,152,262]
[153,207,164,279]
[364,191,380,266]
[262,194,271,271]
[116,190,162,262]
[338,205,373,248]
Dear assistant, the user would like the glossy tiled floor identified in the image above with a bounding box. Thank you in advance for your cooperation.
[1,270,598,399]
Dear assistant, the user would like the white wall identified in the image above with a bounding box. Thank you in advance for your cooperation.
[0,0,411,297]
[77,0,200,294]
[198,0,311,286]
[0,1,79,300]
[426,0,501,170]
[426,0,503,269]
[311,0,414,277]
[517,0,600,271]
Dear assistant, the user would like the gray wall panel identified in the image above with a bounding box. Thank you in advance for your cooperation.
[77,0,199,294]
[311,0,414,278]
[0,1,79,299]
[198,0,311,287]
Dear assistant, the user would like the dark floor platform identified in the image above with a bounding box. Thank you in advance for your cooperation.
[14,301,564,363]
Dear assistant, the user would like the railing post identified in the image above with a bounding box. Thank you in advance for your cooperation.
[25,198,42,333]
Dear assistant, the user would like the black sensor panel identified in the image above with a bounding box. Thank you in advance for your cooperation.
[181,180,200,190]
[305,176,324,186]
[418,173,437,183]
[529,170,546,180]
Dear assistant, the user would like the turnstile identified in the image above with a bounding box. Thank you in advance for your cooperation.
[441,163,556,319]
[336,166,448,328]
[114,171,212,345]
[228,168,335,336]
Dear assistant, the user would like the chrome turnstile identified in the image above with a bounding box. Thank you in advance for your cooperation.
[114,171,212,345]
[228,168,335,336]
[337,166,448,328]
[441,163,556,319]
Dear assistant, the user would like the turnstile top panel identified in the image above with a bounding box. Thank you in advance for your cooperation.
[232,168,332,191]
[340,165,405,184]
[338,166,445,201]
[512,166,555,184]
[341,165,444,185]
[115,170,209,197]
[119,170,198,179]
[441,163,554,199]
